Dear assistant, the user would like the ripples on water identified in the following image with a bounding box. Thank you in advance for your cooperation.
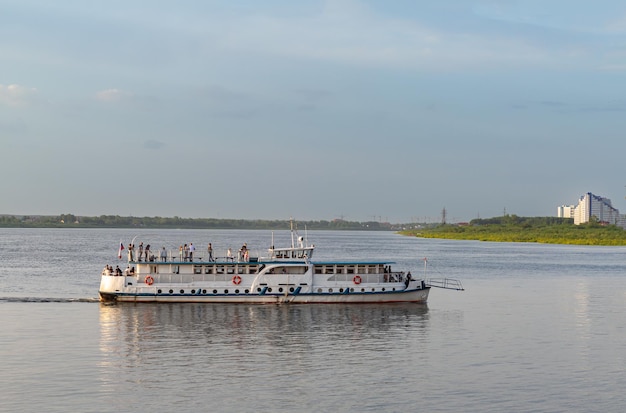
[1,228,626,412]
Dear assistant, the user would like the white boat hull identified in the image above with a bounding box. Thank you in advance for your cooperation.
[99,272,430,304]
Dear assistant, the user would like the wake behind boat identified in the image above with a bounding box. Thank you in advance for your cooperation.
[99,221,463,303]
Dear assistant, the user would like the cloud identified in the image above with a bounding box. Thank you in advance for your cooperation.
[0,84,38,107]
[143,139,165,150]
[604,14,626,33]
[168,1,564,72]
[95,88,133,103]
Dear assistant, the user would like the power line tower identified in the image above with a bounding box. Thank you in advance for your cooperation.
[441,207,447,225]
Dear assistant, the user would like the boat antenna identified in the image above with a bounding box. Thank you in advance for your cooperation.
[290,217,295,248]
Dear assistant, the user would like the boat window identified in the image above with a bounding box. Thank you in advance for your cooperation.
[275,252,283,258]
[227,266,235,275]
[314,266,323,274]
[216,266,224,274]
[346,266,354,274]
[194,265,202,274]
[205,265,213,274]
[238,266,244,274]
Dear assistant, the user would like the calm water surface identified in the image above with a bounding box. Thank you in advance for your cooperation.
[1,228,625,412]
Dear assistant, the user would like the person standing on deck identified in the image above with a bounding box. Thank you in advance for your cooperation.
[207,243,214,262]
[160,247,167,262]
[138,242,144,261]
[189,243,195,262]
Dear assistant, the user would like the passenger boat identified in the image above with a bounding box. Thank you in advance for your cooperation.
[98,222,463,303]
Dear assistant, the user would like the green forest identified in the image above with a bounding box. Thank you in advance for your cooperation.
[400,215,626,246]
[0,214,394,231]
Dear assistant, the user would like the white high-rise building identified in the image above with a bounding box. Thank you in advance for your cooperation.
[557,205,575,219]
[572,192,622,226]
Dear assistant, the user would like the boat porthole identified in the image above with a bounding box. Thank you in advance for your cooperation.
[224,289,229,294]
[169,289,173,294]
[213,289,217,294]
[382,288,385,292]
[267,288,272,292]
[180,289,185,294]
[278,287,283,293]
[350,288,354,292]
[317,288,322,293]
[392,288,396,291]
[329,288,333,293]
[157,289,162,294]
[361,288,365,292]
[289,287,294,292]
[371,288,375,292]
[235,289,240,294]
[339,288,344,293]
[245,289,249,294]
[191,289,196,294]
[202,289,207,294]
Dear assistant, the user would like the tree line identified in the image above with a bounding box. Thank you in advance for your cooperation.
[0,214,397,231]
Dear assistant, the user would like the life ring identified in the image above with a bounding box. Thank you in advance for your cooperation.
[232,275,242,285]
[145,275,154,285]
[353,275,362,285]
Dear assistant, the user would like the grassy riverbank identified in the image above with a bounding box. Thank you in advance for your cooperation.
[400,216,626,246]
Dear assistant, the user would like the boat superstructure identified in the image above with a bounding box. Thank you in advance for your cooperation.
[99,222,462,303]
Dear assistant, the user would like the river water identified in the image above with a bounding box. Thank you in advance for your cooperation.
[1,228,625,412]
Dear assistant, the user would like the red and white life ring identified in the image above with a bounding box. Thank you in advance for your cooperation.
[232,275,242,285]
[353,275,362,285]
[145,275,154,285]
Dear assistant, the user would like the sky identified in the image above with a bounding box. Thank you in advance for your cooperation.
[2,0,626,223]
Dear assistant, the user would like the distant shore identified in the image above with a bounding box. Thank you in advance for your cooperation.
[0,214,401,231]
[400,216,626,246]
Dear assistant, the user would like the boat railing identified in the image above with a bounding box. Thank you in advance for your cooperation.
[127,248,260,264]
[425,278,464,291]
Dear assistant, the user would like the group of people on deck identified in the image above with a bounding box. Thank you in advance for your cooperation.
[124,240,250,263]
[102,264,135,276]
[126,242,154,262]
[178,243,196,261]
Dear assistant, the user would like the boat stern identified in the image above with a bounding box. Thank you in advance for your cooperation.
[99,275,126,302]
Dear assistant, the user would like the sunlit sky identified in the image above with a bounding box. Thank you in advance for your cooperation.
[2,0,626,223]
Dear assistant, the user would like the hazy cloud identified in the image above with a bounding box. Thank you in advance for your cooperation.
[95,88,133,103]
[0,84,38,107]
[143,139,165,150]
